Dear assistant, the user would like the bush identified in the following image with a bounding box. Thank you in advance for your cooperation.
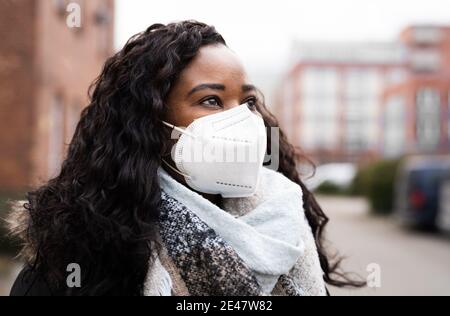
[315,181,349,195]
[348,166,370,196]
[351,159,402,215]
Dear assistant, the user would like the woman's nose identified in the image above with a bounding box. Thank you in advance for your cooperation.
[223,102,244,111]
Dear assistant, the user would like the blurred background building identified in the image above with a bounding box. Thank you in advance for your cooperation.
[0,0,114,192]
[274,25,450,164]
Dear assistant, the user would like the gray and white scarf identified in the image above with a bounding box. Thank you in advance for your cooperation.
[145,166,327,296]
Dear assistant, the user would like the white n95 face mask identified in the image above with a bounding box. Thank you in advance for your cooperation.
[162,103,267,198]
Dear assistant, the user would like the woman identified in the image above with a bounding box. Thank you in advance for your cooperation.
[8,20,363,296]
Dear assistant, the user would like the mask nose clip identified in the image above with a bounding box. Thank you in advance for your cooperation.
[162,121,196,138]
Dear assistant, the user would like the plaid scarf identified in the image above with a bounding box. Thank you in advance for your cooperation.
[158,191,263,295]
[155,167,326,296]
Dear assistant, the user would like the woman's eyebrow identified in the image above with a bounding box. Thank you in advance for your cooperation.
[187,83,225,96]
[242,84,256,93]
[187,83,256,96]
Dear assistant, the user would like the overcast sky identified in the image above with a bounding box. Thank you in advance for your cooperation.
[114,0,450,100]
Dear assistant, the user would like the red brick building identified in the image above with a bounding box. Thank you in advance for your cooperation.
[382,26,450,158]
[0,0,114,191]
[274,25,450,164]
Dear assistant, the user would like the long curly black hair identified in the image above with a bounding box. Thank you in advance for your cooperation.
[13,20,364,295]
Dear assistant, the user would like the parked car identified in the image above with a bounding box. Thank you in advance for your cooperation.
[395,156,450,229]
[437,180,450,233]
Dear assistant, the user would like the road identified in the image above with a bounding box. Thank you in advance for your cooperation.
[319,196,450,296]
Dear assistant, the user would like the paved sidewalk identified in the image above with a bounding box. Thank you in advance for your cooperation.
[319,196,450,296]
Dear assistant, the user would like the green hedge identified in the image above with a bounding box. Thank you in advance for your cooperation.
[315,180,351,196]
[350,158,403,215]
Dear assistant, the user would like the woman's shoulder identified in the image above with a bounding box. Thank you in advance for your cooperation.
[10,266,57,296]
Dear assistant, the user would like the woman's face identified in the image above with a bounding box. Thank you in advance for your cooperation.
[164,44,259,127]
[163,44,259,202]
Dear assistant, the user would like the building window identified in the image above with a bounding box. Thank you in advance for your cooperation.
[385,68,408,86]
[94,3,112,26]
[416,88,441,151]
[343,69,382,153]
[48,94,65,178]
[300,67,339,150]
[344,69,381,100]
[345,117,370,152]
[384,96,406,158]
[301,67,338,99]
[95,1,112,57]
[412,26,442,45]
[410,49,441,72]
[53,0,68,17]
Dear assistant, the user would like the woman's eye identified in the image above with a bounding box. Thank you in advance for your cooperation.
[200,97,221,107]
[245,97,258,111]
